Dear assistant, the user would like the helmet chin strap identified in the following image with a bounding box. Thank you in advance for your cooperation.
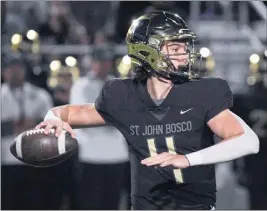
[150,65,190,85]
[167,64,190,84]
[169,72,190,84]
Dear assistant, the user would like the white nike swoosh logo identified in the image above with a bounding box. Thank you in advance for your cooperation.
[180,108,193,114]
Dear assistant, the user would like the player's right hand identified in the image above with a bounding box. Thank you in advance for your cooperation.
[35,119,76,138]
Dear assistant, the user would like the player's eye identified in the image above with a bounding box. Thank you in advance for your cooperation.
[169,47,179,54]
[170,46,187,53]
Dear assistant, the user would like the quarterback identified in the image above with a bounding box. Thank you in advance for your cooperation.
[36,11,259,210]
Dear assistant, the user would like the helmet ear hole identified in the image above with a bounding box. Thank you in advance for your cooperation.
[139,51,150,58]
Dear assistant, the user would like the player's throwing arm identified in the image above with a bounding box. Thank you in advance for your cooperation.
[35,103,106,137]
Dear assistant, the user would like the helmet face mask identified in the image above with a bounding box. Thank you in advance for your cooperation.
[126,11,201,82]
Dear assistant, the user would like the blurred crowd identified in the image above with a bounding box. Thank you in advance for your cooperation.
[1,1,267,210]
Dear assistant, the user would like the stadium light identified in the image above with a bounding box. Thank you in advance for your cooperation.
[48,77,58,88]
[118,55,132,78]
[65,56,77,67]
[205,57,216,71]
[122,55,131,65]
[33,66,42,75]
[26,30,39,41]
[249,53,260,64]
[50,60,61,71]
[200,47,211,58]
[247,76,256,86]
[11,34,22,45]
[264,50,267,58]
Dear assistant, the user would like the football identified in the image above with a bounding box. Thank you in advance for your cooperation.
[10,128,78,167]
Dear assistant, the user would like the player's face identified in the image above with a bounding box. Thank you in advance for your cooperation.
[161,42,189,70]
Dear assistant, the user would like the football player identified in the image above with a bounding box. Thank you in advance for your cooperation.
[232,73,267,209]
[36,11,259,210]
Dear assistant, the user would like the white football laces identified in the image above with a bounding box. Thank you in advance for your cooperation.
[26,128,55,136]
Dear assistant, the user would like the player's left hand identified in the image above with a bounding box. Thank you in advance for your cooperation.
[141,152,190,169]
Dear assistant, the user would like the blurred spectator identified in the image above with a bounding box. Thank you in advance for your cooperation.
[1,54,54,209]
[70,48,130,210]
[5,1,48,26]
[1,54,52,135]
[1,1,6,33]
[1,54,83,210]
[3,1,47,36]
[200,1,223,20]
[68,1,112,44]
[114,1,189,43]
[38,1,89,45]
[232,74,267,210]
[49,67,74,106]
[53,85,71,107]
[2,11,27,40]
[2,1,48,48]
[49,68,84,210]
[144,1,188,18]
[94,30,109,45]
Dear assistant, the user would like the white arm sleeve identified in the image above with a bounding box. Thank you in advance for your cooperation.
[185,112,259,166]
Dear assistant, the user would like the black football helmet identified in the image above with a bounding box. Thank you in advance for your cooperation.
[126,11,201,82]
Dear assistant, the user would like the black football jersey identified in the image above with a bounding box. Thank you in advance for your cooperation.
[95,77,233,205]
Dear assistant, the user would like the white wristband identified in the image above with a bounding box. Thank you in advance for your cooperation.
[44,110,61,121]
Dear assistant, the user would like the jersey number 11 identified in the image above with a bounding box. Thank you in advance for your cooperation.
[147,137,184,183]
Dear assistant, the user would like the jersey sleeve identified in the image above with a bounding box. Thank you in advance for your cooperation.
[94,80,119,125]
[205,79,233,123]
